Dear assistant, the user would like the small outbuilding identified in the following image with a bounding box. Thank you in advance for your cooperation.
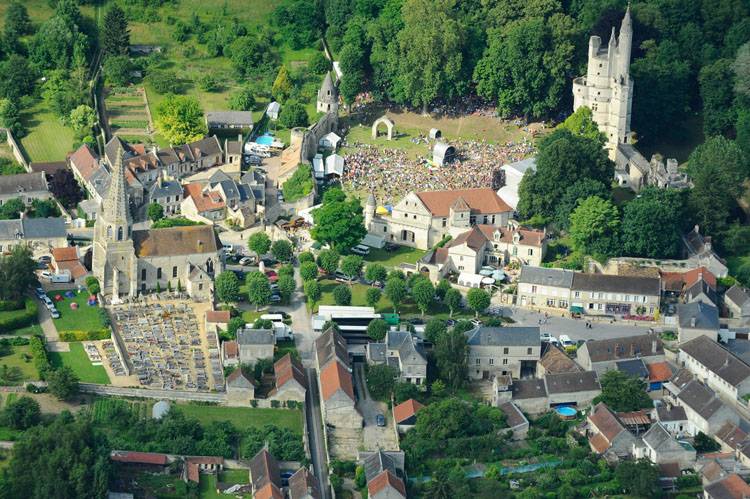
[429,128,442,140]
[152,400,170,420]
[205,111,254,130]
[432,141,456,166]
[319,132,341,150]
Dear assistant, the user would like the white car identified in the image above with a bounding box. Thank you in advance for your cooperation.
[350,244,370,256]
[540,332,552,342]
[559,334,575,348]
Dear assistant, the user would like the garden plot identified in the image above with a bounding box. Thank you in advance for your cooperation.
[105,87,152,139]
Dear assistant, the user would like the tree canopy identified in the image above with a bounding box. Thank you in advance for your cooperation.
[597,370,652,412]
[621,187,687,258]
[311,188,367,252]
[155,95,207,145]
[569,196,621,258]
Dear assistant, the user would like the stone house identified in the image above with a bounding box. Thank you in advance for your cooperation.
[226,368,255,406]
[570,273,661,317]
[361,450,406,499]
[367,470,406,499]
[393,398,423,434]
[0,217,68,253]
[683,225,728,278]
[633,422,696,468]
[503,371,601,414]
[0,172,51,207]
[725,285,750,320]
[678,335,750,403]
[465,326,541,380]
[221,340,239,368]
[498,401,529,440]
[181,183,226,222]
[677,301,720,343]
[384,331,427,386]
[148,176,183,215]
[249,448,280,497]
[288,468,320,499]
[715,422,748,453]
[50,246,88,283]
[418,222,546,282]
[666,371,739,436]
[536,343,582,377]
[236,328,275,365]
[655,405,689,436]
[575,333,664,374]
[205,310,230,336]
[704,473,750,498]
[365,188,513,250]
[587,402,638,461]
[205,111,253,130]
[516,265,575,310]
[270,353,307,403]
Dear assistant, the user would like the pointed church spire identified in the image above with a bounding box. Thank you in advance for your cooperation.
[102,144,132,225]
[618,3,633,77]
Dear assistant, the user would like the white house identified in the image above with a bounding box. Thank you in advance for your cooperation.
[677,335,750,403]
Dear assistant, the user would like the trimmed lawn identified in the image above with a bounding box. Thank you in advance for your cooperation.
[363,246,427,269]
[0,345,37,383]
[47,290,106,333]
[199,471,251,499]
[241,310,263,324]
[48,342,110,384]
[135,472,190,499]
[20,101,76,163]
[174,403,303,433]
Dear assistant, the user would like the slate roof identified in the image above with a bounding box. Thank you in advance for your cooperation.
[386,331,426,366]
[539,343,582,374]
[677,301,719,330]
[236,328,275,345]
[0,172,48,196]
[288,468,320,499]
[248,449,280,491]
[616,358,649,378]
[465,326,540,347]
[132,225,220,257]
[206,111,253,127]
[582,334,663,363]
[0,219,22,240]
[726,285,750,308]
[511,378,547,399]
[314,328,349,369]
[499,401,528,429]
[679,335,750,387]
[545,371,601,394]
[656,405,687,422]
[362,450,399,482]
[716,422,748,450]
[319,361,354,402]
[150,179,182,199]
[676,380,726,420]
[642,423,683,452]
[518,265,574,288]
[684,278,718,304]
[415,188,512,217]
[571,273,661,295]
[21,217,67,239]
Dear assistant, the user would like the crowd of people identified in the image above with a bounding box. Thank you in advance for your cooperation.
[341,137,535,204]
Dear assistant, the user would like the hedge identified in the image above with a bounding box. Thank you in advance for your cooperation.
[0,300,38,333]
[29,336,51,380]
[0,300,24,312]
[59,329,111,342]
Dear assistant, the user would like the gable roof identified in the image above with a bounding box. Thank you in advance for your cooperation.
[414,188,512,217]
[274,353,307,390]
[52,246,78,262]
[206,310,230,323]
[616,358,649,378]
[288,468,320,499]
[475,224,546,247]
[22,217,67,239]
[704,474,750,499]
[367,470,406,498]
[226,368,255,389]
[315,328,349,369]
[386,331,426,366]
[679,335,750,387]
[582,334,663,363]
[656,405,686,422]
[183,183,225,212]
[236,328,275,345]
[511,378,547,399]
[642,422,684,452]
[518,265,574,288]
[539,343,581,374]
[206,111,253,127]
[499,401,528,429]
[716,422,748,451]
[465,326,540,347]
[393,399,424,424]
[545,371,600,394]
[132,225,220,257]
[249,449,280,491]
[0,172,47,197]
[683,266,717,289]
[571,273,661,295]
[69,144,100,181]
[110,450,168,465]
[684,278,718,305]
[676,380,727,420]
[726,285,750,308]
[255,482,284,499]
[678,301,720,330]
[647,361,673,383]
[588,402,627,443]
[363,450,398,481]
[319,361,355,402]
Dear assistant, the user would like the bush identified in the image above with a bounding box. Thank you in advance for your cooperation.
[0,300,37,333]
[0,300,23,312]
[59,329,111,341]
[333,285,352,306]
[278,100,308,128]
[282,164,314,202]
[29,336,50,380]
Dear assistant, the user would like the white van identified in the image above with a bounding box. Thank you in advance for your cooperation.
[41,270,71,283]
[559,335,575,348]
[350,244,370,256]
[260,314,284,322]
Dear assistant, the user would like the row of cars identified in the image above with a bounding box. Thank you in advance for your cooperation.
[34,286,60,319]
[541,332,577,350]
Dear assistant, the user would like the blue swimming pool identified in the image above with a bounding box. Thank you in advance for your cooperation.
[255,134,274,146]
[555,406,577,417]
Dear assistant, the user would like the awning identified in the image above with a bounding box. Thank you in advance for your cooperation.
[569,306,584,314]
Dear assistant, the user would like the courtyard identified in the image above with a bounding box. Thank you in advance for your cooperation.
[109,300,222,391]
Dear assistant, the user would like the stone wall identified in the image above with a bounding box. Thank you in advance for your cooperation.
[1,128,29,170]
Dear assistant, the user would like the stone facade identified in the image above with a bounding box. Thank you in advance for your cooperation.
[466,326,540,380]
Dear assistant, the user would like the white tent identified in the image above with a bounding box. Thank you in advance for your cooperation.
[319,132,342,150]
[267,101,281,120]
[313,154,325,179]
[497,156,536,210]
[325,154,344,177]
[457,272,484,288]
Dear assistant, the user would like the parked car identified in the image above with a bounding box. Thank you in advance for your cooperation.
[471,318,482,327]
[350,244,370,256]
[384,242,399,252]
[408,318,425,325]
[34,287,46,299]
[540,332,552,342]
[49,308,60,319]
[334,271,356,283]
[266,270,278,283]
[222,244,235,254]
[40,271,71,283]
[375,414,386,427]
[559,335,575,349]
[261,257,278,267]
[247,155,263,166]
[270,294,281,303]
[239,256,256,266]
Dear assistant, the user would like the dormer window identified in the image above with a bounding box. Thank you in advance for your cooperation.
[494,232,500,241]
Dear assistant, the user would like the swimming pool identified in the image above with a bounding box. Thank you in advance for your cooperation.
[255,134,274,146]
[555,406,577,418]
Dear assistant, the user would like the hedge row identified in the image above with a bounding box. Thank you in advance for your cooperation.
[0,300,38,333]
[29,336,51,380]
[0,300,24,312]
[59,329,111,342]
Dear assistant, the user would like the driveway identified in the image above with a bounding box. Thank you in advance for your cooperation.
[353,363,400,451]
[35,294,69,352]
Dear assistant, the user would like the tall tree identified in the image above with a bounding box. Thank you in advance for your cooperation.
[155,95,206,145]
[247,232,271,256]
[271,66,292,102]
[311,188,366,251]
[558,106,606,146]
[215,271,240,304]
[687,136,748,235]
[246,271,271,310]
[392,0,465,113]
[434,328,468,389]
[101,4,130,57]
[0,246,36,302]
[47,366,79,401]
[569,196,621,258]
[384,277,406,312]
[621,187,686,258]
[598,370,652,412]
[699,58,736,137]
[466,288,490,317]
[4,2,31,38]
[49,169,84,208]
[411,279,435,316]
[340,255,364,284]
[553,178,609,230]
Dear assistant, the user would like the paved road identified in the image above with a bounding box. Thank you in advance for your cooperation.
[305,368,331,499]
[78,383,226,403]
[35,295,70,352]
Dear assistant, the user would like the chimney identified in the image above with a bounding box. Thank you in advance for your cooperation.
[694,224,700,235]
[690,317,696,327]
[652,340,657,354]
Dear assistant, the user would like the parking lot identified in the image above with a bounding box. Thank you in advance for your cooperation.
[109,300,223,392]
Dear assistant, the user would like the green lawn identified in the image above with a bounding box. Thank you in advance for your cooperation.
[48,342,110,384]
[240,310,263,324]
[0,345,37,383]
[363,246,427,269]
[199,471,251,499]
[174,404,303,433]
[20,101,76,163]
[134,472,190,499]
[0,306,40,336]
[47,291,106,333]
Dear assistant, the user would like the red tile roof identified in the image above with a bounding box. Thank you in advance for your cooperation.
[367,470,406,498]
[255,482,284,499]
[110,451,168,465]
[320,361,355,402]
[415,188,512,217]
[588,402,625,442]
[184,183,225,212]
[274,353,307,390]
[683,266,716,289]
[223,340,238,359]
[55,260,88,279]
[206,310,230,323]
[69,144,100,181]
[705,474,750,498]
[393,399,424,424]
[52,246,78,262]
[589,432,610,454]
[647,361,673,383]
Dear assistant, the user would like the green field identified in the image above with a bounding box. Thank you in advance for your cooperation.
[174,404,303,433]
[47,291,106,334]
[20,101,76,163]
[0,345,37,384]
[48,343,110,384]
[363,246,427,269]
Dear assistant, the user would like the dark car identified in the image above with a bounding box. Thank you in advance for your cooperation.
[261,257,279,267]
[375,414,386,427]
[384,243,399,252]
[247,155,263,166]
[408,318,425,325]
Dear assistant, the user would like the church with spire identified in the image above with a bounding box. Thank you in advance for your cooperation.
[573,4,634,159]
[92,146,222,300]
